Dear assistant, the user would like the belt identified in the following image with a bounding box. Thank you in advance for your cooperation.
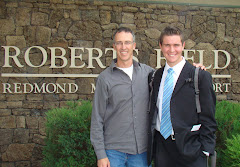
[156,130,175,141]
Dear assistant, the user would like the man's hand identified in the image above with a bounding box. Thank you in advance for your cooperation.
[193,63,206,71]
[98,158,110,167]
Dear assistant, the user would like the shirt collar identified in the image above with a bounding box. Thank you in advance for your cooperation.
[165,56,186,75]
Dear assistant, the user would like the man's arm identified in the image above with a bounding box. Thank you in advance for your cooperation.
[90,76,108,160]
[193,63,206,70]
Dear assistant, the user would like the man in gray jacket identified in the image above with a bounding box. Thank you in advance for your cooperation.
[90,27,153,167]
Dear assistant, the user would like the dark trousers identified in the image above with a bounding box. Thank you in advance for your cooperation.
[154,131,207,167]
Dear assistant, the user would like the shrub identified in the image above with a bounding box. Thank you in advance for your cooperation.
[215,101,240,167]
[222,134,240,167]
[42,100,96,167]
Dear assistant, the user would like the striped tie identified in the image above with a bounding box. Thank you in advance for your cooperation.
[160,68,174,139]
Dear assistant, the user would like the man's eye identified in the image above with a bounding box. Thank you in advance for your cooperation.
[125,41,132,45]
[115,42,122,45]
[115,41,133,46]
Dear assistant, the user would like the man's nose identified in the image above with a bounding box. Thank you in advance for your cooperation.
[122,43,127,49]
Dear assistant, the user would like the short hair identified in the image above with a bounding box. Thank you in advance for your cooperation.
[113,27,135,42]
[159,26,184,45]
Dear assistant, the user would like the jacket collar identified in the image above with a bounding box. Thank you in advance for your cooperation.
[110,58,140,72]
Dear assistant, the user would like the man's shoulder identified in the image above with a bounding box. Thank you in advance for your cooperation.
[98,66,112,79]
[184,61,212,80]
[138,62,154,72]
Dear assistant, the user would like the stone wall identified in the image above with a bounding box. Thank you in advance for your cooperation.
[0,0,239,166]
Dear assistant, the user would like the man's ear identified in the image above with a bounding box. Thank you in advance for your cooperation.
[133,42,136,49]
[182,42,185,50]
[159,43,162,49]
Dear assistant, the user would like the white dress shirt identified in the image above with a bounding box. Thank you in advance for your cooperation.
[155,57,186,133]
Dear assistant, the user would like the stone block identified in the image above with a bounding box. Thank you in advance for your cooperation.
[0,129,13,145]
[0,116,16,129]
[101,23,118,30]
[6,35,26,49]
[122,13,134,24]
[6,101,23,109]
[36,26,51,45]
[16,26,24,35]
[63,0,74,4]
[6,94,25,101]
[39,117,46,136]
[207,19,217,32]
[59,93,78,100]
[147,4,157,9]
[0,18,15,35]
[123,6,138,13]
[44,94,59,101]
[12,109,31,116]
[196,31,216,43]
[43,101,60,110]
[16,116,26,128]
[185,39,196,49]
[70,9,81,21]
[139,7,153,13]
[33,134,45,145]
[145,28,161,39]
[31,145,44,162]
[57,18,72,37]
[31,160,43,167]
[19,2,33,8]
[31,12,49,25]
[1,162,15,167]
[135,12,145,20]
[100,11,111,25]
[157,15,179,23]
[103,29,113,38]
[68,21,102,40]
[0,94,6,101]
[23,26,37,45]
[29,129,39,134]
[26,94,44,101]
[99,6,112,11]
[13,128,29,143]
[82,10,100,22]
[231,70,240,82]
[16,8,31,26]
[33,2,51,8]
[217,23,226,39]
[15,161,31,167]
[0,101,7,109]
[26,116,39,129]
[6,2,18,8]
[50,0,63,3]
[194,42,216,74]
[0,109,11,116]
[23,101,43,109]
[2,143,35,161]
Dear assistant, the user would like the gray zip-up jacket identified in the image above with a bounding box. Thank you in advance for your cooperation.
[90,59,154,160]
